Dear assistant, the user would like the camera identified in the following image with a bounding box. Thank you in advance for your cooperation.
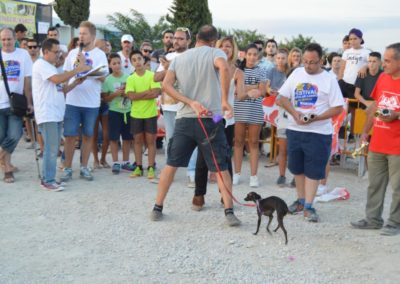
[375,109,391,117]
[301,113,316,122]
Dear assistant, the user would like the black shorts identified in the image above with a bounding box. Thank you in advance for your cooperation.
[130,116,158,136]
[108,111,133,141]
[167,118,230,172]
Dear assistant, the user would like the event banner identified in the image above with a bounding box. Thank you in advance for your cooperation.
[0,0,37,37]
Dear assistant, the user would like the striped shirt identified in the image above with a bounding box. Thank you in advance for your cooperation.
[234,66,267,124]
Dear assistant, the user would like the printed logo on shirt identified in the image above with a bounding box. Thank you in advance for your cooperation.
[74,53,93,78]
[347,54,364,65]
[375,90,400,129]
[294,83,318,109]
[3,60,21,82]
[56,83,63,93]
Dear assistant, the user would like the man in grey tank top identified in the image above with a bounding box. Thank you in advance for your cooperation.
[150,25,241,226]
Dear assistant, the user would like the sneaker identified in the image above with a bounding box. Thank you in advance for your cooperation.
[317,184,329,196]
[290,178,296,188]
[225,213,241,226]
[112,163,121,174]
[147,166,156,179]
[192,195,205,211]
[80,167,93,181]
[150,209,163,221]
[121,162,136,172]
[288,199,304,214]
[380,224,400,236]
[276,175,286,187]
[249,175,259,187]
[350,219,382,230]
[130,166,143,178]
[41,181,64,192]
[59,167,72,182]
[304,208,319,222]
[187,176,195,188]
[232,173,241,185]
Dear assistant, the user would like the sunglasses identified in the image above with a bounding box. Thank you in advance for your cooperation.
[28,45,37,49]
[124,58,129,68]
[176,27,191,39]
[142,49,152,53]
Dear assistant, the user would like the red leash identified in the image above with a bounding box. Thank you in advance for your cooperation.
[197,116,255,208]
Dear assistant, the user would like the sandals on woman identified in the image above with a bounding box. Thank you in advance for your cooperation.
[3,171,14,183]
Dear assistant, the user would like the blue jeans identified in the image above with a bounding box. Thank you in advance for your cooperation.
[187,147,198,178]
[163,110,176,158]
[38,122,62,183]
[0,108,23,153]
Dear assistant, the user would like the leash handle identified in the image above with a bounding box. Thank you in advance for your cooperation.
[197,116,255,208]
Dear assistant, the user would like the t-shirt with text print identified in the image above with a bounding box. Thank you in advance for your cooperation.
[0,48,32,109]
[369,73,400,155]
[279,67,344,135]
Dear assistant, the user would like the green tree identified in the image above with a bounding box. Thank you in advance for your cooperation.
[166,0,212,40]
[107,9,171,49]
[54,0,90,38]
[218,28,267,50]
[279,34,317,52]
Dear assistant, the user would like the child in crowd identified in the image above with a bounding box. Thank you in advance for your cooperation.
[101,53,134,174]
[126,50,161,179]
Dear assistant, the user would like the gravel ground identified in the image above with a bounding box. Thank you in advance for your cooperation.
[1,143,399,283]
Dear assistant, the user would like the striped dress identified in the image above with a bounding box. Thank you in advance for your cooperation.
[234,65,267,124]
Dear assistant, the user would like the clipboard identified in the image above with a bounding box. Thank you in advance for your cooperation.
[76,65,107,79]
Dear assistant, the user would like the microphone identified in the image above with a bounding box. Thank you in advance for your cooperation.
[79,42,84,53]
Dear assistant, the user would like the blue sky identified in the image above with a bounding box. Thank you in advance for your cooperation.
[39,0,400,53]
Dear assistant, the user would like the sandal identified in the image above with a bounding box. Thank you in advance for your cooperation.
[93,162,102,169]
[3,171,14,183]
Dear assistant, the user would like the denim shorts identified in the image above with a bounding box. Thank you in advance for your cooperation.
[63,105,99,137]
[167,118,229,172]
[286,129,331,180]
[108,111,133,141]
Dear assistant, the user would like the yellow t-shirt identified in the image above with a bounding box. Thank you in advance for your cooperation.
[125,70,161,118]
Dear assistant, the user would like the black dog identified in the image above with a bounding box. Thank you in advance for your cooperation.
[244,192,289,245]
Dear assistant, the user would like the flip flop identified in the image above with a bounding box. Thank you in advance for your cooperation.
[100,161,111,168]
[3,171,14,183]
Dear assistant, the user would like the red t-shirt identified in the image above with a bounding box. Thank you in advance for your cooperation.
[370,73,400,155]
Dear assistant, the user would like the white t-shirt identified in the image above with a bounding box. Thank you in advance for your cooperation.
[32,58,65,124]
[0,48,32,109]
[342,47,369,85]
[157,52,183,112]
[63,47,108,108]
[118,51,134,75]
[279,67,344,135]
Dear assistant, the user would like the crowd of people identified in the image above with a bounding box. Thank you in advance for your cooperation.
[0,22,399,234]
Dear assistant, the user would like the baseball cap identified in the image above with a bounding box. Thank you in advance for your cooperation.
[121,34,134,43]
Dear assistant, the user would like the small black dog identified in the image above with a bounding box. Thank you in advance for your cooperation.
[244,192,289,245]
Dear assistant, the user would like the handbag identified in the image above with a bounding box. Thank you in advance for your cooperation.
[0,50,28,117]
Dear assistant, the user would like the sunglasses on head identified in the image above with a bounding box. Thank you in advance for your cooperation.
[176,27,191,39]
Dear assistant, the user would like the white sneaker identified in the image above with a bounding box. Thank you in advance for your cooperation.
[249,175,259,188]
[316,184,328,196]
[187,176,195,188]
[232,173,241,185]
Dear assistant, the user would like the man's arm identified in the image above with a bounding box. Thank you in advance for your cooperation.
[277,95,302,124]
[163,70,207,115]
[354,86,369,107]
[154,58,170,82]
[361,101,377,142]
[313,106,344,121]
[214,57,232,117]
[23,76,33,112]
[49,53,91,84]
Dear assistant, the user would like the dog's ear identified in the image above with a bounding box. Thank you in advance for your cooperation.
[253,192,261,200]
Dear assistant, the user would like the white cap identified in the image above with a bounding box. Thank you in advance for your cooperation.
[121,34,134,43]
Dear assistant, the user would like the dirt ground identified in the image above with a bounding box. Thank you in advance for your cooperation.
[0,142,399,283]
